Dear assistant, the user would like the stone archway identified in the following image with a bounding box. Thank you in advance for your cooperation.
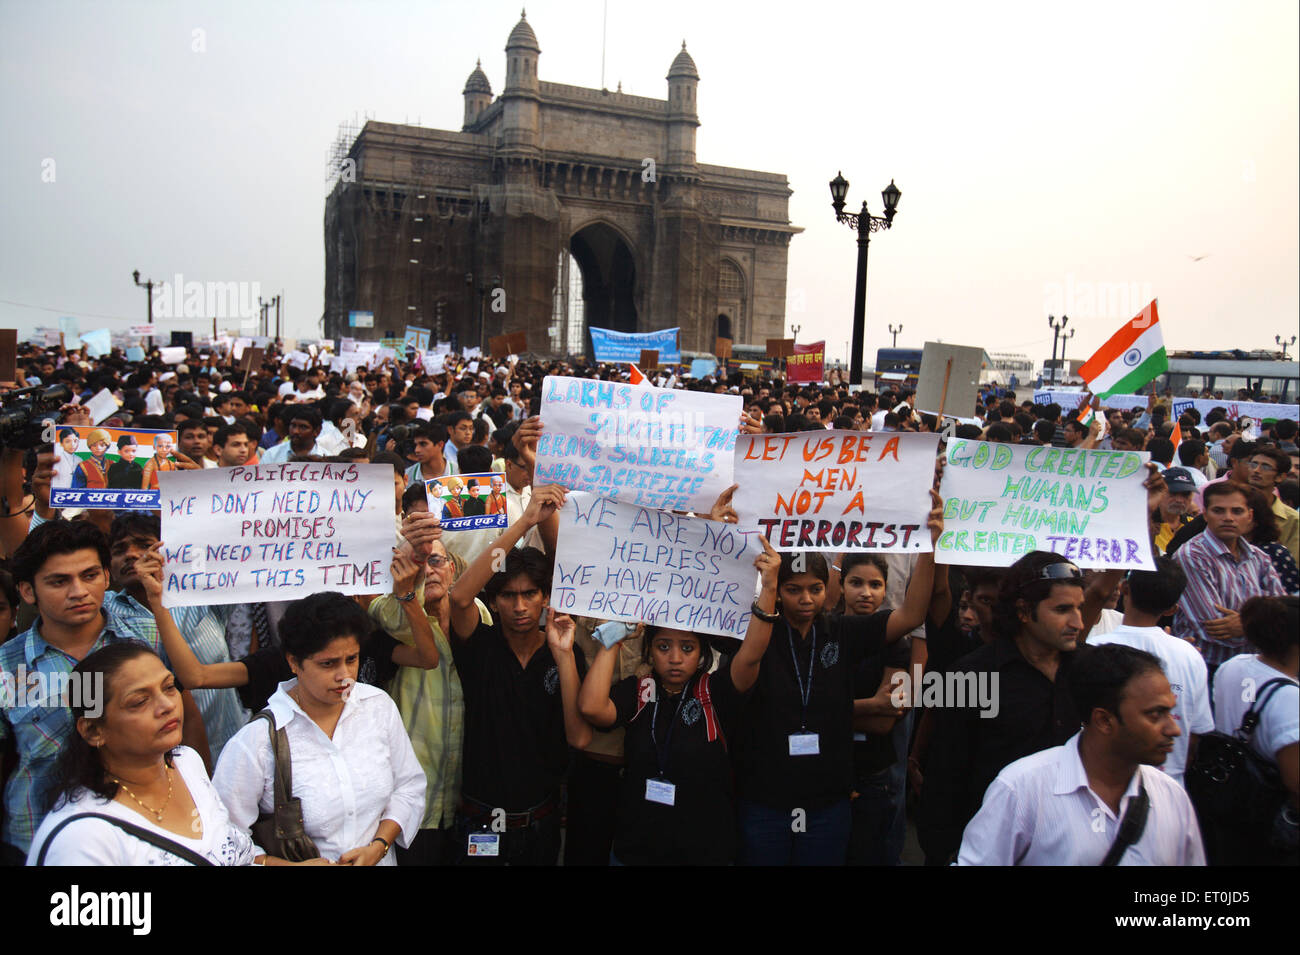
[564,221,639,356]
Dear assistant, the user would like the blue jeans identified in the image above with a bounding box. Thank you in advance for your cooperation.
[737,798,851,866]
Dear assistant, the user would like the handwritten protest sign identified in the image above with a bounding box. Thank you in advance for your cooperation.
[551,493,759,639]
[424,471,508,532]
[733,431,939,552]
[936,438,1155,570]
[157,463,394,608]
[50,426,179,509]
[534,375,740,514]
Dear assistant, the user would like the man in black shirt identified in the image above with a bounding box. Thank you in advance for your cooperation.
[918,551,1087,865]
[447,484,589,865]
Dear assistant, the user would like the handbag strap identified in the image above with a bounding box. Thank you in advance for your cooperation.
[253,711,295,809]
[1237,677,1294,742]
[36,811,214,866]
[1100,777,1149,866]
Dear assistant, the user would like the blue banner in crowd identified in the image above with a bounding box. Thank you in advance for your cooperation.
[588,326,681,364]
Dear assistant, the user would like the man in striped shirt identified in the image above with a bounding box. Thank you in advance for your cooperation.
[1172,481,1285,681]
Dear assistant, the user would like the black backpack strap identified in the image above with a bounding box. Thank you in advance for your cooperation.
[1100,777,1150,866]
[1237,678,1294,742]
[35,811,214,866]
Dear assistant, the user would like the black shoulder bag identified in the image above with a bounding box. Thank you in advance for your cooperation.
[249,711,320,862]
[1100,777,1150,866]
[1186,677,1294,861]
[35,811,214,866]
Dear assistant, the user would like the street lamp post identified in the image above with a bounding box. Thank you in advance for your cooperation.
[829,172,901,387]
[132,269,156,352]
[1047,314,1070,385]
[888,323,903,348]
[1059,327,1075,383]
[1277,334,1297,360]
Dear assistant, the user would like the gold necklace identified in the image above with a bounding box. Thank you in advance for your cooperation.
[112,766,173,822]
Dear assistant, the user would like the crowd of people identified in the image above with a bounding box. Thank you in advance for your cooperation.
[0,338,1295,867]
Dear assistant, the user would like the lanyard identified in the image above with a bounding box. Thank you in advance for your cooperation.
[649,677,691,780]
[787,621,817,730]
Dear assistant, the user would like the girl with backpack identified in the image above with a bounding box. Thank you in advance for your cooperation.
[577,537,780,865]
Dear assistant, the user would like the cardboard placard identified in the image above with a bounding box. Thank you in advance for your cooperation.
[551,493,761,640]
[507,331,528,355]
[936,439,1155,570]
[715,337,733,359]
[535,375,742,514]
[915,342,984,418]
[158,463,395,607]
[240,347,264,375]
[639,349,659,369]
[734,431,940,552]
[488,334,512,360]
[0,329,17,383]
[766,338,795,359]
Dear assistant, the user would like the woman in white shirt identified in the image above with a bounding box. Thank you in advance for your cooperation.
[214,592,426,866]
[29,642,262,866]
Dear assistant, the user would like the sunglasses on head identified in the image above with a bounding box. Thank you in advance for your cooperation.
[1037,561,1083,581]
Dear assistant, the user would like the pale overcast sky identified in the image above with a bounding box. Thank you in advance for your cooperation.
[2,0,1296,367]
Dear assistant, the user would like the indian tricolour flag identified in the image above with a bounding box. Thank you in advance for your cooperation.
[1078,299,1168,400]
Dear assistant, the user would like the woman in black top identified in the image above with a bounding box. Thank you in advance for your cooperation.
[578,538,781,865]
[732,489,944,866]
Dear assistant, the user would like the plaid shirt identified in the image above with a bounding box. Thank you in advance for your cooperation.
[1172,529,1286,674]
[0,608,164,852]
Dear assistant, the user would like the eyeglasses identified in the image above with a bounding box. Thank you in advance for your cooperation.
[427,554,450,568]
[1037,561,1083,581]
[1246,461,1277,472]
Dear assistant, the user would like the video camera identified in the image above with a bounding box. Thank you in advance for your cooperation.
[0,383,73,451]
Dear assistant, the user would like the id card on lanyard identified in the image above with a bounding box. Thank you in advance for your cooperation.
[787,622,820,756]
[647,679,689,805]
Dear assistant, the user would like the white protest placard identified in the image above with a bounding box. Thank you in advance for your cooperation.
[159,346,186,364]
[936,438,1155,570]
[84,388,121,424]
[286,350,310,370]
[551,493,759,640]
[130,324,157,338]
[535,375,741,515]
[733,431,939,552]
[420,350,445,375]
[158,462,395,607]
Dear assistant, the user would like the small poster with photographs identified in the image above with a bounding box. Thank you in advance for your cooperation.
[423,472,509,531]
[50,426,181,509]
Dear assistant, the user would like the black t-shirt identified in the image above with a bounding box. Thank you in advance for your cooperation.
[851,635,911,777]
[733,610,892,810]
[609,660,746,866]
[235,628,401,714]
[450,616,587,811]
